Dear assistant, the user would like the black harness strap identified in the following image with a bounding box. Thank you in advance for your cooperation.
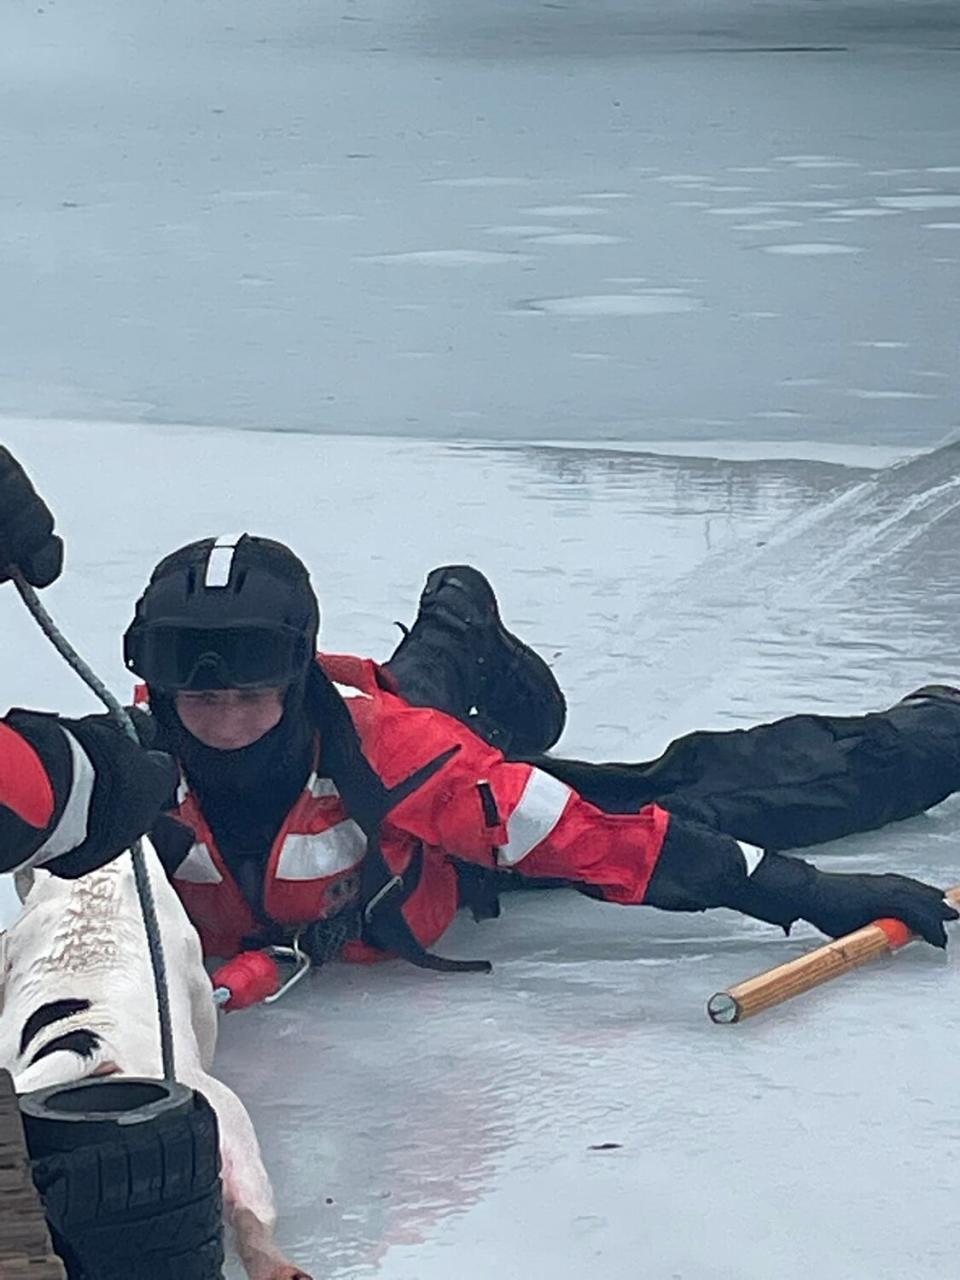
[360,747,492,973]
[308,666,492,974]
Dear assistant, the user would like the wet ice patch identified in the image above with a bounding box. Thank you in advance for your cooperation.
[855,340,909,349]
[482,225,560,236]
[877,195,960,210]
[527,232,624,245]
[214,189,290,202]
[430,177,533,187]
[360,249,533,265]
[762,242,863,256]
[578,192,632,200]
[776,200,850,210]
[522,205,606,217]
[846,389,936,400]
[927,166,960,174]
[521,293,701,317]
[822,208,899,219]
[655,174,712,184]
[924,222,960,230]
[707,205,779,217]
[732,219,803,231]
[774,155,859,169]
[729,166,773,174]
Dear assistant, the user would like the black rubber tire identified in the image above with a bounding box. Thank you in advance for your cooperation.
[19,1077,196,1159]
[25,1086,224,1280]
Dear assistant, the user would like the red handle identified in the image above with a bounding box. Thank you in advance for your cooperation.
[211,950,281,1011]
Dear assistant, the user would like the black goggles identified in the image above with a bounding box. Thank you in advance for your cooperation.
[125,624,310,691]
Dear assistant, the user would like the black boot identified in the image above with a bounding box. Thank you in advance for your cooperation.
[386,565,567,754]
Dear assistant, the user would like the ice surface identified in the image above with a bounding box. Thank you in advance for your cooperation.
[1,0,958,444]
[2,420,960,1280]
[1,0,960,1275]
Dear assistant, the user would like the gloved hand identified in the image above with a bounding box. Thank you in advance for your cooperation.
[0,447,64,588]
[805,870,958,948]
[711,845,958,949]
[5,710,179,878]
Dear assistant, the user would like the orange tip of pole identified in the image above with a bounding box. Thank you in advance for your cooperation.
[873,917,914,949]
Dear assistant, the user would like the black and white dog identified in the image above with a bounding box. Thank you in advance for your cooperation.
[0,839,311,1280]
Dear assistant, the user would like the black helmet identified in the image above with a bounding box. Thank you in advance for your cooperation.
[124,534,320,691]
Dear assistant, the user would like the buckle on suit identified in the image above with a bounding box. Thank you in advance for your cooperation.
[262,931,312,1004]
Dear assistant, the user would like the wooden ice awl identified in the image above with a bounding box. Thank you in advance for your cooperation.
[707,884,960,1024]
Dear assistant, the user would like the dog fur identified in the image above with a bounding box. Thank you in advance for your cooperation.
[0,841,311,1280]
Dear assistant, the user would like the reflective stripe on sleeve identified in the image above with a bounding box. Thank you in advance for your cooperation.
[28,727,94,867]
[496,768,573,868]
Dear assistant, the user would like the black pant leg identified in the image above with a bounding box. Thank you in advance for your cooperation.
[533,694,960,850]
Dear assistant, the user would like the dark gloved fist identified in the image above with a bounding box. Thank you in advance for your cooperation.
[6,710,179,878]
[807,871,958,948]
[0,446,64,588]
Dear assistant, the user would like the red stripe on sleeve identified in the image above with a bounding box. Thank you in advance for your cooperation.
[0,720,56,829]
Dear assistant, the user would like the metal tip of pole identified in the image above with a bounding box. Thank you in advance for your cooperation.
[707,991,740,1024]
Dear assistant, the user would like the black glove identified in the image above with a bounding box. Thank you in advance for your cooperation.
[726,849,958,949]
[5,710,179,878]
[0,447,64,588]
[804,869,958,948]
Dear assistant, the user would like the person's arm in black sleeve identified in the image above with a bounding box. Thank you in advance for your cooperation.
[642,818,958,947]
[0,710,177,878]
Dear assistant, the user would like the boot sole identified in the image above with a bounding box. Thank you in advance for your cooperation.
[426,566,567,752]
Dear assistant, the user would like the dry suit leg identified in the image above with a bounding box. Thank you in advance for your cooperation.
[532,690,960,851]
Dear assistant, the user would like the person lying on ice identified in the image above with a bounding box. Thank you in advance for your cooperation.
[117,532,957,980]
[0,446,176,879]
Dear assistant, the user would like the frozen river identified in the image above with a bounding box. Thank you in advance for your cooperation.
[1,0,958,443]
[1,0,960,1276]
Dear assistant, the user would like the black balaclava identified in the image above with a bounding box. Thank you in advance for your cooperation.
[150,681,315,919]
